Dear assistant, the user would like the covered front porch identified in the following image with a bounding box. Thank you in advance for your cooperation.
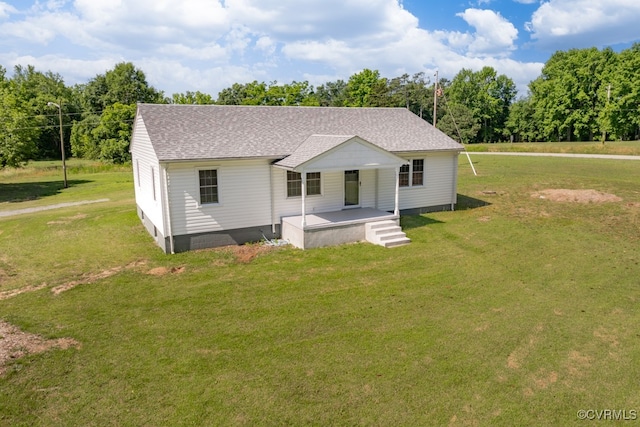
[273,134,411,249]
[282,207,407,249]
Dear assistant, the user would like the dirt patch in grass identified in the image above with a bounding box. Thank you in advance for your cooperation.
[47,213,88,225]
[202,244,278,264]
[52,260,148,295]
[0,283,48,301]
[0,320,80,376]
[531,189,622,203]
[231,244,275,263]
[146,266,186,276]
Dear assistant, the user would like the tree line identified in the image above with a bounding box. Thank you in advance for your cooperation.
[1,44,638,167]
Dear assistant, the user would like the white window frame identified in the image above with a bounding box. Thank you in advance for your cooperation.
[151,166,156,200]
[197,168,220,206]
[286,171,322,198]
[399,158,425,188]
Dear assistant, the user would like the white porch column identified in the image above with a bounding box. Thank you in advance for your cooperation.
[301,171,306,227]
[394,166,400,216]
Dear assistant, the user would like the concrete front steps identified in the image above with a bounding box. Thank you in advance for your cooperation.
[365,220,411,248]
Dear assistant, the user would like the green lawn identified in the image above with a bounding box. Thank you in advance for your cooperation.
[465,140,640,156]
[1,156,639,426]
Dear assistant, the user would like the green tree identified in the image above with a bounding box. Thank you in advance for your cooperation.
[529,47,616,141]
[0,78,39,167]
[605,43,640,140]
[345,69,386,107]
[170,91,215,104]
[91,103,136,163]
[505,97,538,142]
[315,80,347,107]
[436,101,481,144]
[10,65,75,160]
[72,62,163,161]
[447,67,516,143]
[78,62,164,112]
[70,114,101,159]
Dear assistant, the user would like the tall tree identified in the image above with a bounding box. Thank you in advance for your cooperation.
[345,69,386,107]
[91,103,136,163]
[529,47,616,141]
[170,91,215,105]
[10,65,75,160]
[436,101,481,144]
[72,62,163,162]
[605,43,640,140]
[78,62,164,112]
[315,80,347,107]
[447,67,516,143]
[505,97,538,142]
[0,69,39,167]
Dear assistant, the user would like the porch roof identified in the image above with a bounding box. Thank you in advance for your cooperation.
[273,134,408,172]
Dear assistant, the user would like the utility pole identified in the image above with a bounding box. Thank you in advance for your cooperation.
[48,101,68,188]
[603,84,611,145]
[433,70,438,127]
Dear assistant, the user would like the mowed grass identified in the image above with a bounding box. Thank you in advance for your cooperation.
[1,156,640,426]
[465,140,640,156]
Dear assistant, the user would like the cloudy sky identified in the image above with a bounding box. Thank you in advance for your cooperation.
[1,0,639,97]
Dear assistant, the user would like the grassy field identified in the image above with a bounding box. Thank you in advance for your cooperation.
[1,156,639,426]
[465,140,640,156]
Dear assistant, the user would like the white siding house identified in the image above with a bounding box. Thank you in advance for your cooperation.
[130,104,464,252]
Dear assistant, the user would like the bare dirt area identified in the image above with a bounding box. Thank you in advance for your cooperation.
[0,320,80,376]
[531,189,622,203]
[146,266,186,276]
[0,283,48,301]
[227,244,276,263]
[52,260,148,295]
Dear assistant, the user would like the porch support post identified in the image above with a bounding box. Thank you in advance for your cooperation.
[301,171,306,228]
[394,166,400,216]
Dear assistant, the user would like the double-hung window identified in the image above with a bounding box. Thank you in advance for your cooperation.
[399,159,424,187]
[199,169,219,204]
[287,171,322,197]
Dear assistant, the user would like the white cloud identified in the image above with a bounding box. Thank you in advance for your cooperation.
[526,0,640,48]
[1,53,120,84]
[1,0,546,97]
[226,0,417,42]
[0,2,17,19]
[457,9,518,57]
[255,36,276,56]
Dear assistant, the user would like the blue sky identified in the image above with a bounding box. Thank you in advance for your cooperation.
[1,0,639,97]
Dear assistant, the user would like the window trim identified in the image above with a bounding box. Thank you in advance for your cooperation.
[197,168,220,206]
[151,166,156,201]
[286,170,323,198]
[412,159,424,186]
[399,158,425,188]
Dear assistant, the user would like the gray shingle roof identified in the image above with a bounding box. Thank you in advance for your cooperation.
[136,104,463,161]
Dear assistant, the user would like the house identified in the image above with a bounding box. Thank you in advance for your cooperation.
[130,104,464,252]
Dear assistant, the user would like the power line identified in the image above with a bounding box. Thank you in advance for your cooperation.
[5,119,135,132]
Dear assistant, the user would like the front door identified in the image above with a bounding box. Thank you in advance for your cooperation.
[344,170,360,207]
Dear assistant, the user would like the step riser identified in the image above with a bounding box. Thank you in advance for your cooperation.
[384,239,411,248]
[365,220,410,247]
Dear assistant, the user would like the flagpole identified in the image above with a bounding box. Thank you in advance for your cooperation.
[433,70,438,127]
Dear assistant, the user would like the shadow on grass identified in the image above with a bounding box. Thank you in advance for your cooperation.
[0,180,91,203]
[456,194,491,211]
[401,215,444,230]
